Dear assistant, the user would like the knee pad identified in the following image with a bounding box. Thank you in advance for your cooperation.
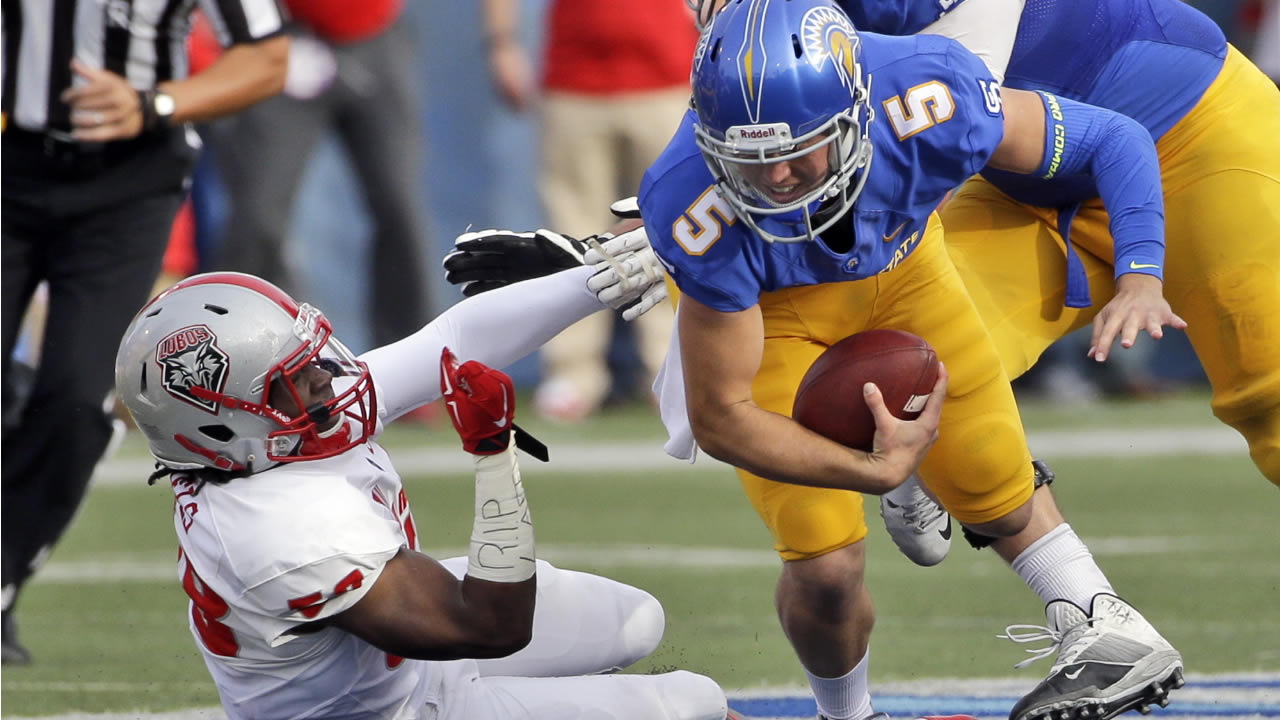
[963,459,1055,550]
[650,670,728,720]
[617,586,666,668]
[763,482,866,561]
[1237,411,1280,485]
[1252,440,1280,486]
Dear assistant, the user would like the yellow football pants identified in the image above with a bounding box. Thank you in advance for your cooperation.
[735,217,1035,561]
[942,46,1280,485]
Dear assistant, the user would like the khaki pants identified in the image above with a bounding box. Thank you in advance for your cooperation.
[536,88,689,413]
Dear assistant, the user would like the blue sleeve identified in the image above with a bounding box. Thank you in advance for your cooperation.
[1035,92,1166,280]
[839,0,971,35]
[946,43,1006,180]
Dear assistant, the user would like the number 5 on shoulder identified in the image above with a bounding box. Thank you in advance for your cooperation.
[674,186,737,255]
[883,80,955,140]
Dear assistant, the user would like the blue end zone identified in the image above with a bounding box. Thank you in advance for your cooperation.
[728,676,1280,719]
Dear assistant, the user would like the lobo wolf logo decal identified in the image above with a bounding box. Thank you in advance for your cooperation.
[156,325,230,414]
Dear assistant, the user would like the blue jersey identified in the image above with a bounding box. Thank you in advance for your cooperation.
[989,0,1226,206]
[842,0,969,35]
[640,33,1003,313]
[1005,0,1225,141]
[840,0,1226,207]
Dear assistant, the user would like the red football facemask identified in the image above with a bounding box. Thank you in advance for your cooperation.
[261,304,377,462]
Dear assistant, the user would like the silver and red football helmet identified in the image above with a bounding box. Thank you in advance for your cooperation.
[115,272,377,472]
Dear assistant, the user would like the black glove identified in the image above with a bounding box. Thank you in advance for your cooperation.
[443,229,589,297]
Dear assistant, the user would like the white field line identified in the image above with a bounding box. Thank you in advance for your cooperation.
[89,426,1247,488]
[33,535,1250,584]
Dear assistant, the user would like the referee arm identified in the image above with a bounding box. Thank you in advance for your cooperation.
[62,0,290,143]
[148,34,289,124]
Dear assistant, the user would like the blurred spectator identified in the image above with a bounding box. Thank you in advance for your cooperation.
[209,0,432,348]
[483,0,696,421]
[1254,0,1280,82]
[1,0,289,665]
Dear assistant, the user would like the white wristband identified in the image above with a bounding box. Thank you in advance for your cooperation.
[467,445,535,583]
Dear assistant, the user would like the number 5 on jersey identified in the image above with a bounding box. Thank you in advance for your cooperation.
[674,186,737,255]
[883,80,956,140]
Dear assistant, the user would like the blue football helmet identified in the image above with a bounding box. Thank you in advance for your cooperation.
[692,0,874,243]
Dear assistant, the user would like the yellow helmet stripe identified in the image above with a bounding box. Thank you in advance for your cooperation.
[742,0,768,101]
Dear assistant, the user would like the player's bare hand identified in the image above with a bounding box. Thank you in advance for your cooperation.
[863,363,947,493]
[61,59,143,142]
[1088,273,1187,362]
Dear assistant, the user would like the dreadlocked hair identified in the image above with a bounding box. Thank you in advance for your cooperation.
[147,463,244,496]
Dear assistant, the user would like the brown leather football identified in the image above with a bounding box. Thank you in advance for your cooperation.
[792,329,939,451]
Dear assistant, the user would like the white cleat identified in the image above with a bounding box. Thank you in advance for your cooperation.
[1002,593,1184,720]
[879,475,951,566]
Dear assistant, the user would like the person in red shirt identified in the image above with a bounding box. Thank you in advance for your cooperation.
[484,0,697,422]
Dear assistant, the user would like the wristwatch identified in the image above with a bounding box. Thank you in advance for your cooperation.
[139,88,176,130]
[152,91,176,124]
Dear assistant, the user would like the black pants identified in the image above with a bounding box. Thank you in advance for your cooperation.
[1,128,192,610]
[211,17,431,347]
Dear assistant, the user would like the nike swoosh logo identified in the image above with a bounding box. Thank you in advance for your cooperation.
[883,221,909,243]
[1064,665,1086,680]
[1129,261,1160,270]
[884,499,900,509]
[939,517,952,540]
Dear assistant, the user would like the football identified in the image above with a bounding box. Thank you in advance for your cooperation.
[792,329,940,451]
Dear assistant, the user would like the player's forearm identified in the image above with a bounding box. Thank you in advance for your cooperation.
[1036,92,1167,281]
[691,399,896,494]
[461,446,536,656]
[159,35,288,124]
[361,266,600,420]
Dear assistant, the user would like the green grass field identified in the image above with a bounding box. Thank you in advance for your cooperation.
[3,390,1277,716]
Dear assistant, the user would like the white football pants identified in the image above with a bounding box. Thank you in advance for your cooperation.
[434,557,727,720]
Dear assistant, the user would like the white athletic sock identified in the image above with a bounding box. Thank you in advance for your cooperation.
[804,651,873,720]
[1011,523,1114,612]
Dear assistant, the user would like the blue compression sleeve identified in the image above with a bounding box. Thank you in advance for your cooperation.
[1036,92,1166,281]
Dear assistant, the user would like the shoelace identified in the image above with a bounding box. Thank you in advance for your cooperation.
[998,617,1101,669]
[890,491,946,532]
[906,501,947,532]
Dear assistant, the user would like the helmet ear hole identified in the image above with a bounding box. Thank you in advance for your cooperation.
[792,34,803,58]
[198,425,235,443]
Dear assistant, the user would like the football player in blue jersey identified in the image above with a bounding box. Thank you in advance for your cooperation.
[938,0,1280,479]
[624,3,1185,720]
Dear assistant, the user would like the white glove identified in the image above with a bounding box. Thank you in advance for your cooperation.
[584,223,669,322]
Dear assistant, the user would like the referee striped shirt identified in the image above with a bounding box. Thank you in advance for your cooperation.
[2,0,286,133]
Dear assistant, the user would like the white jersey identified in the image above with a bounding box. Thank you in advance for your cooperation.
[171,437,440,719]
[163,265,605,718]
